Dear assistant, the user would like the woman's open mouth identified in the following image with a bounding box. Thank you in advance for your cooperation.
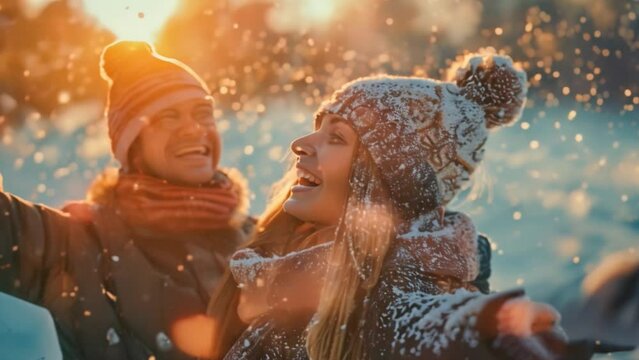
[292,166,322,193]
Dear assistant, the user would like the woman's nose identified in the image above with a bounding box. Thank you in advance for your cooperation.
[291,135,315,157]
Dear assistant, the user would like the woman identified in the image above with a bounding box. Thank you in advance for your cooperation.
[0,41,252,359]
[200,52,576,359]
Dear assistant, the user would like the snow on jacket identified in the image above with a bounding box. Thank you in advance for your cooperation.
[0,169,253,360]
[221,212,541,359]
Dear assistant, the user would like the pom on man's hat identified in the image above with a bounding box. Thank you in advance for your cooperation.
[100,41,155,83]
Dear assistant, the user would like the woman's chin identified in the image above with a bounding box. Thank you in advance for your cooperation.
[283,198,301,217]
[283,198,314,222]
[283,198,340,226]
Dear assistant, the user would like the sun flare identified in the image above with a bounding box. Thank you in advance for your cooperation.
[82,0,179,42]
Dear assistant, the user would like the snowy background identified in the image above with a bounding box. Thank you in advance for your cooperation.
[0,0,637,358]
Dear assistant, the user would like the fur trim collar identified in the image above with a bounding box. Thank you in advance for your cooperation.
[80,167,250,230]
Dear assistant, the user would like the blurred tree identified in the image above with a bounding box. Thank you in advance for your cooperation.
[0,0,637,132]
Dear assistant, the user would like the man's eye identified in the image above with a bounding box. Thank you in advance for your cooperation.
[197,115,215,125]
[158,113,179,121]
[196,112,213,120]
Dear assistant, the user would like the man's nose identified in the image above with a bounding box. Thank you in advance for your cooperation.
[178,116,206,136]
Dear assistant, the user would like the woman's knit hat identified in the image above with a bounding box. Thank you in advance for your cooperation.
[315,52,527,220]
[100,41,212,170]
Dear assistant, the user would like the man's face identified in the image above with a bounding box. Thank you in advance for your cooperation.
[132,98,221,186]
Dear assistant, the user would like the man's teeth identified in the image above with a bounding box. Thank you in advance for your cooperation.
[297,169,321,185]
[176,146,208,157]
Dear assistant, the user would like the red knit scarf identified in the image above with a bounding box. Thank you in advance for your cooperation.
[114,173,240,235]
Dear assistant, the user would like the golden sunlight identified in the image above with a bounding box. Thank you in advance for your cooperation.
[265,0,341,32]
[171,314,217,358]
[81,0,179,42]
[303,0,337,24]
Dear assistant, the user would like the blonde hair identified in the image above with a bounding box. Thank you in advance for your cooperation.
[306,146,395,359]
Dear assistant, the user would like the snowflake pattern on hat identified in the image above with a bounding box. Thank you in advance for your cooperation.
[316,53,527,207]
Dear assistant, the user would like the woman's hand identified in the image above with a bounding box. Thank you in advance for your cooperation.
[267,269,324,313]
[0,172,4,191]
[237,287,271,324]
[230,248,275,323]
[496,298,560,337]
[229,248,275,289]
[231,243,331,322]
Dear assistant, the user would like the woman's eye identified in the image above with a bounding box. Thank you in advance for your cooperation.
[329,133,345,144]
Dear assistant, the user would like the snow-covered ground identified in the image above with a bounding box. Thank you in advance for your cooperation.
[0,292,62,359]
[1,99,637,358]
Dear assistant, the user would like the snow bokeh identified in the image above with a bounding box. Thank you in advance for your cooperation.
[1,0,638,358]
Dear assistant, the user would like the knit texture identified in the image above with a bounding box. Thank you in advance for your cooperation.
[316,52,527,209]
